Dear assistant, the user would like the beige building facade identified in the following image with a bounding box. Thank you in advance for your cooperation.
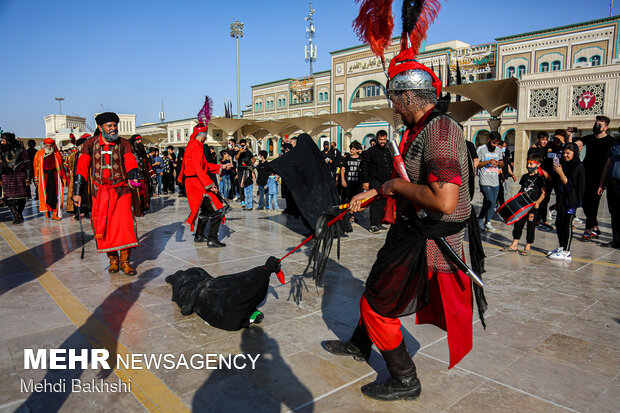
[127,15,619,165]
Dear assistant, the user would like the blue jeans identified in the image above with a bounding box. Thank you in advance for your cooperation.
[268,194,278,210]
[244,184,254,209]
[156,173,163,194]
[220,175,231,199]
[257,185,268,208]
[478,184,500,224]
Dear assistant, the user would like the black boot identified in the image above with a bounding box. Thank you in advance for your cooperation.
[207,238,226,248]
[7,203,20,224]
[361,340,421,401]
[322,323,372,362]
[194,218,208,242]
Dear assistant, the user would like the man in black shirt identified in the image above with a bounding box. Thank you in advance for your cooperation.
[575,116,613,241]
[236,139,255,209]
[360,129,393,232]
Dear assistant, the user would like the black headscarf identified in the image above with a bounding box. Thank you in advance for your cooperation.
[559,143,582,181]
[558,142,585,210]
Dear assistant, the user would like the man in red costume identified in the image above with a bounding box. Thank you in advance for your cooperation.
[73,112,141,275]
[322,50,477,401]
[33,138,66,220]
[179,122,229,247]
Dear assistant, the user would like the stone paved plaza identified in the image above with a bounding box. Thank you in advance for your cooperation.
[0,191,618,413]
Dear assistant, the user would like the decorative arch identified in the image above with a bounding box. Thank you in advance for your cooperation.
[473,129,491,146]
[502,128,515,148]
[362,133,376,148]
[536,52,564,73]
[504,57,528,78]
[573,46,605,66]
[348,80,387,109]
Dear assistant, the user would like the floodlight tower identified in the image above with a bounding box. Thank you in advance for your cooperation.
[54,97,65,114]
[230,20,244,118]
[304,1,316,76]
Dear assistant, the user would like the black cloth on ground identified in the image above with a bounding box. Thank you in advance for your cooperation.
[165,257,281,331]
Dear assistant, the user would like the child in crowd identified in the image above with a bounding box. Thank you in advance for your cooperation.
[548,143,585,261]
[255,150,270,210]
[500,152,546,255]
[267,171,279,211]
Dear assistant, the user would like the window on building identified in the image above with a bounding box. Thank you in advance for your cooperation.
[590,55,601,66]
[184,129,189,138]
[551,60,561,71]
[577,57,587,63]
[169,131,174,142]
[517,65,526,78]
[540,62,549,72]
[507,66,516,78]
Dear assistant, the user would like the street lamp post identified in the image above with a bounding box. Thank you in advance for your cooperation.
[54,97,65,114]
[230,20,244,118]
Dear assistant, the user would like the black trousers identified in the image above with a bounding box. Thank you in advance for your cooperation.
[512,208,537,244]
[370,197,387,227]
[199,195,224,240]
[607,180,620,243]
[556,212,575,251]
[342,181,361,203]
[536,182,552,223]
[583,175,603,229]
[5,198,26,217]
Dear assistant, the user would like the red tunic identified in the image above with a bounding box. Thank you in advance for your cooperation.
[76,136,139,252]
[178,138,222,230]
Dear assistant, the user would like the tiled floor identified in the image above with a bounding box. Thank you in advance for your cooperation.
[0,190,618,413]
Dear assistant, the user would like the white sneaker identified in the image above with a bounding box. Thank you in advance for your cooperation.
[548,249,571,261]
[547,247,561,256]
[484,222,497,232]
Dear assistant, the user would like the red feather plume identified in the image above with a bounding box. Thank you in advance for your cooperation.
[197,95,213,126]
[352,0,395,60]
[401,0,441,55]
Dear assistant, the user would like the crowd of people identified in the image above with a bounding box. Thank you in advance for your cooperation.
[490,116,620,260]
[1,115,619,261]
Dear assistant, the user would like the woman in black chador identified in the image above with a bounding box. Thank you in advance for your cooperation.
[1,132,31,224]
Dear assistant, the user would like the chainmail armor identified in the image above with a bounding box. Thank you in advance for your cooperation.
[399,114,470,273]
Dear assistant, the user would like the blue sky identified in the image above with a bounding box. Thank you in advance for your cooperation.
[0,0,615,137]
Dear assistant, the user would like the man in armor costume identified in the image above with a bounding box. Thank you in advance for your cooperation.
[322,44,479,401]
[73,112,141,275]
[129,134,153,216]
[0,132,31,224]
